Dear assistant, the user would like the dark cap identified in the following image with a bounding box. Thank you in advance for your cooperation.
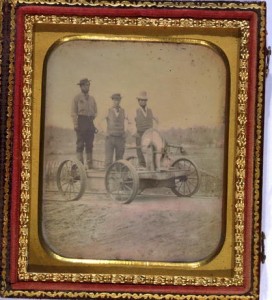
[111,93,122,100]
[77,78,91,85]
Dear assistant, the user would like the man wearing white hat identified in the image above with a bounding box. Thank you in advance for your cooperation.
[71,78,97,169]
[135,91,159,167]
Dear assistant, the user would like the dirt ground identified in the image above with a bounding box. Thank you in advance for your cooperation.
[42,188,223,263]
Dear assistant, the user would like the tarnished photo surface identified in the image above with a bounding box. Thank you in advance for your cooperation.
[41,39,228,262]
[0,1,266,298]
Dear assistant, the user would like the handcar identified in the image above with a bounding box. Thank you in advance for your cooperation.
[56,128,200,203]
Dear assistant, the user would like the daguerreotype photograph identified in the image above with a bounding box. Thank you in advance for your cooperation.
[41,39,228,262]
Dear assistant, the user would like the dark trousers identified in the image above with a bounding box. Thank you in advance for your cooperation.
[136,131,146,167]
[76,115,95,154]
[76,129,94,154]
[105,135,125,168]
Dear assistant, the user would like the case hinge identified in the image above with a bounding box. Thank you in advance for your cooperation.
[265,46,271,77]
[260,231,266,264]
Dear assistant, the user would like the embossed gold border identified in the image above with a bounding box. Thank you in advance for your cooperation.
[1,0,17,296]
[252,4,266,296]
[22,15,245,283]
[0,1,266,299]
[15,0,266,10]
[38,35,230,272]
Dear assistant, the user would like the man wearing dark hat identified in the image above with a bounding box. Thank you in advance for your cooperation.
[71,78,97,168]
[104,93,127,168]
[135,91,159,167]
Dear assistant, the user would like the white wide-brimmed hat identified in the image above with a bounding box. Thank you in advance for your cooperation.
[137,91,148,100]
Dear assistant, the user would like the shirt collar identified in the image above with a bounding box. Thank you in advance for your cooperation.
[113,106,121,111]
[81,92,89,99]
[140,106,147,114]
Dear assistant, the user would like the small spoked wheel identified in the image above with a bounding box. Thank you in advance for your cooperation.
[56,160,86,201]
[105,160,139,204]
[171,158,200,197]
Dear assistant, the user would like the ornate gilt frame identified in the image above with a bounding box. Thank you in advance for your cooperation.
[0,0,267,299]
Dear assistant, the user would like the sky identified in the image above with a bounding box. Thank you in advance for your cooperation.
[44,40,227,131]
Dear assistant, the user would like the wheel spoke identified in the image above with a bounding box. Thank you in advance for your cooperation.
[187,177,198,184]
[73,181,80,192]
[123,179,134,184]
[65,182,70,197]
[71,182,75,194]
[123,184,133,192]
[185,181,191,194]
[63,163,70,175]
[117,184,122,196]
[57,160,86,201]
[177,182,184,193]
[64,182,70,193]
[171,158,199,197]
[183,181,186,194]
[105,160,138,204]
[60,181,69,189]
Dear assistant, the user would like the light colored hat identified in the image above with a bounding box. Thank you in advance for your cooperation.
[111,93,122,100]
[77,78,91,85]
[137,91,148,100]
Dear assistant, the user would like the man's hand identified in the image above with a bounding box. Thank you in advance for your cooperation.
[133,132,140,138]
[154,117,159,124]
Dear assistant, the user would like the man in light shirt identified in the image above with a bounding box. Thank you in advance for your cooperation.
[71,78,97,169]
[104,93,128,168]
[134,91,159,167]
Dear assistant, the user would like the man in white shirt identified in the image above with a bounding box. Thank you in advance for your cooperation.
[71,78,97,169]
[134,91,159,167]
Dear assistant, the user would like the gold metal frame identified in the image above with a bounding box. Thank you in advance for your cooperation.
[36,33,230,272]
[0,1,266,299]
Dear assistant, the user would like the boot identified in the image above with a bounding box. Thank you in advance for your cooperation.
[86,152,93,169]
[76,152,84,165]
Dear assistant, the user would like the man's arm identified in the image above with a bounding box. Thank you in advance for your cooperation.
[153,116,159,124]
[93,97,98,119]
[125,112,131,125]
[151,109,159,124]
[71,97,78,130]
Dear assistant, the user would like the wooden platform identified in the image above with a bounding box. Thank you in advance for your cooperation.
[137,169,185,180]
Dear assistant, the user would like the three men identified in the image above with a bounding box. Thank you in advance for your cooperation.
[71,78,97,169]
[104,93,127,168]
[72,82,157,169]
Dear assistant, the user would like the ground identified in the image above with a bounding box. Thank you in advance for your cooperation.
[41,141,224,263]
[42,188,223,262]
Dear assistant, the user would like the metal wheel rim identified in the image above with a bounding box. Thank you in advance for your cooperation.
[56,160,86,201]
[171,158,200,197]
[105,160,139,204]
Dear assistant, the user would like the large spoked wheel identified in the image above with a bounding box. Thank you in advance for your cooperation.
[105,160,139,204]
[171,158,200,197]
[56,160,87,201]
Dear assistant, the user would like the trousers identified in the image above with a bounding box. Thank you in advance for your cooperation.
[76,129,94,153]
[76,116,95,154]
[105,135,125,168]
[136,131,146,167]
